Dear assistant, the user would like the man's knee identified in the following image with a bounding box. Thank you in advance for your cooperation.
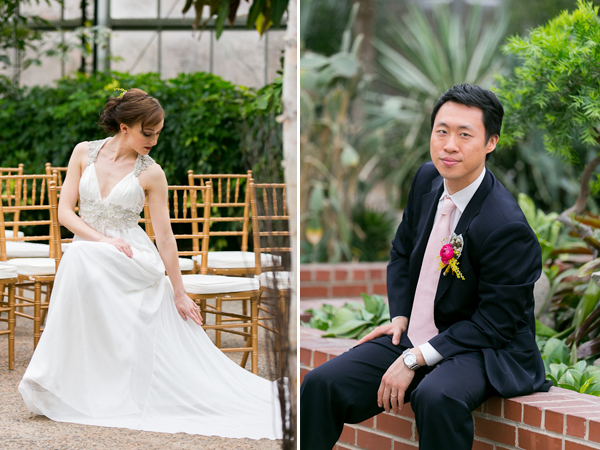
[301,363,332,397]
[410,382,456,413]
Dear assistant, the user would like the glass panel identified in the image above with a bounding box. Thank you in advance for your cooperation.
[110,0,158,19]
[161,0,196,19]
[212,31,265,88]
[20,1,61,20]
[63,0,95,20]
[160,31,210,79]
[266,30,285,84]
[62,32,84,77]
[111,31,159,73]
[20,32,63,87]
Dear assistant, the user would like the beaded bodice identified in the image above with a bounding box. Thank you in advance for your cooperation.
[78,138,155,230]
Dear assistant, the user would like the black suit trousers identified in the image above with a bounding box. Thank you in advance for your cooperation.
[300,335,497,450]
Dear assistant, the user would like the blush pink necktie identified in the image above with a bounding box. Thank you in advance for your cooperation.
[407,195,457,347]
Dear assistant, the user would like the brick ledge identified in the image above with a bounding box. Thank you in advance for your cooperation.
[300,327,600,450]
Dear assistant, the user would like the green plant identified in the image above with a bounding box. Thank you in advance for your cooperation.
[365,2,508,206]
[546,361,600,395]
[183,0,288,36]
[300,3,389,262]
[350,204,396,262]
[0,70,282,251]
[495,0,600,253]
[237,74,284,182]
[303,293,391,340]
[518,193,563,265]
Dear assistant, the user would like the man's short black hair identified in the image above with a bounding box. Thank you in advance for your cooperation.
[430,84,504,144]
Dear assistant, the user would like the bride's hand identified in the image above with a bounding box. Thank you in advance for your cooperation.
[99,237,133,258]
[174,291,203,325]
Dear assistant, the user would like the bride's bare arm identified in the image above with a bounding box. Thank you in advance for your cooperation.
[143,165,203,325]
[58,142,133,257]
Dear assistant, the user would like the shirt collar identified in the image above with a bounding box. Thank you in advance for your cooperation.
[439,167,486,213]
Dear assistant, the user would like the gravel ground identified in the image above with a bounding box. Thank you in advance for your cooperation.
[0,299,283,450]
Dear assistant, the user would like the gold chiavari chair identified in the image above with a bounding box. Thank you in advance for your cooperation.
[0,176,62,348]
[0,265,18,369]
[241,179,293,373]
[45,164,68,188]
[0,164,24,240]
[188,171,283,276]
[143,183,262,373]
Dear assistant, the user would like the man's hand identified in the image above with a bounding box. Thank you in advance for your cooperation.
[356,317,408,346]
[378,353,415,414]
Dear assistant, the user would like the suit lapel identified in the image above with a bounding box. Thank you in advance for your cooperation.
[434,169,494,304]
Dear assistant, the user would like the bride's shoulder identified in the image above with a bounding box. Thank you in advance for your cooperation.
[69,141,90,164]
[138,159,166,186]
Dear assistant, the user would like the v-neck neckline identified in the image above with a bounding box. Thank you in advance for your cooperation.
[92,138,140,202]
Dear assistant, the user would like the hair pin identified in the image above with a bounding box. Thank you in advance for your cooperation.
[114,88,128,98]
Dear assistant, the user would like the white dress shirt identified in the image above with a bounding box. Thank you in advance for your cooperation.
[392,167,487,366]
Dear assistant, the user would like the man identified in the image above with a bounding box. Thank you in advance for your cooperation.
[300,84,552,450]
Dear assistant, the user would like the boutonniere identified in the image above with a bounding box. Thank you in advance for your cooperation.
[437,233,465,280]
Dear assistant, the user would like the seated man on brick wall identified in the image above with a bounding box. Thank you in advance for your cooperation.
[300,84,552,450]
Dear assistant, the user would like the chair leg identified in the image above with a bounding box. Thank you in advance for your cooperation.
[8,284,15,370]
[242,298,248,333]
[251,296,258,375]
[33,281,42,349]
[215,297,222,348]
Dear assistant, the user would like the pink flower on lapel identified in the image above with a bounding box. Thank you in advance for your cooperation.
[440,244,454,265]
[437,233,465,280]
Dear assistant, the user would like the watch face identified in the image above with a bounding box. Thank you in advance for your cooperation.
[404,353,417,366]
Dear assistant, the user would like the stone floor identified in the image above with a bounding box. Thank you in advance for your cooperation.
[0,298,282,450]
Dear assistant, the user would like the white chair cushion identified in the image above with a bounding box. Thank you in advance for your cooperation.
[192,251,282,269]
[6,258,56,276]
[5,241,50,258]
[4,230,25,238]
[258,271,293,290]
[4,242,70,258]
[0,263,18,279]
[179,258,194,271]
[181,274,260,295]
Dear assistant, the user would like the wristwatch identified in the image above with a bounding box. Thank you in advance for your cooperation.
[402,349,420,370]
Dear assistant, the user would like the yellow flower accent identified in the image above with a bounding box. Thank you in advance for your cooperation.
[114,88,128,98]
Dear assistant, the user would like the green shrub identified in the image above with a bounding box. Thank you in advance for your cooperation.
[0,70,281,186]
[302,293,391,339]
[0,70,282,250]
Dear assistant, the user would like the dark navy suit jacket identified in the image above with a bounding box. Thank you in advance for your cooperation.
[389,162,551,397]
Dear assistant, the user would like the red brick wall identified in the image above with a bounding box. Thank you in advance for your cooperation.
[300,262,388,299]
[301,327,600,450]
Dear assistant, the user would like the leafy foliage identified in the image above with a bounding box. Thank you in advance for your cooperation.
[495,0,600,162]
[0,0,50,79]
[300,4,392,263]
[302,293,390,340]
[0,70,282,250]
[518,193,563,264]
[547,361,600,395]
[182,0,288,37]
[366,2,508,207]
[0,70,281,184]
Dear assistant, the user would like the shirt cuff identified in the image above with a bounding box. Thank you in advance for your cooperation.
[418,343,443,366]
[391,316,406,322]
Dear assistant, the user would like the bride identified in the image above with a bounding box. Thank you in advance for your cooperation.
[18,88,283,440]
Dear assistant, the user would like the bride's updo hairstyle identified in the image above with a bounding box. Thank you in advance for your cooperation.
[98,88,164,134]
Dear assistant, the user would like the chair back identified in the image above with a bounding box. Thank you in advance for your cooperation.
[0,176,62,268]
[188,171,252,251]
[144,183,212,274]
[249,179,291,275]
[45,164,68,189]
[0,165,25,232]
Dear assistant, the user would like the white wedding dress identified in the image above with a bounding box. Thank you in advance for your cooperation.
[18,138,282,440]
